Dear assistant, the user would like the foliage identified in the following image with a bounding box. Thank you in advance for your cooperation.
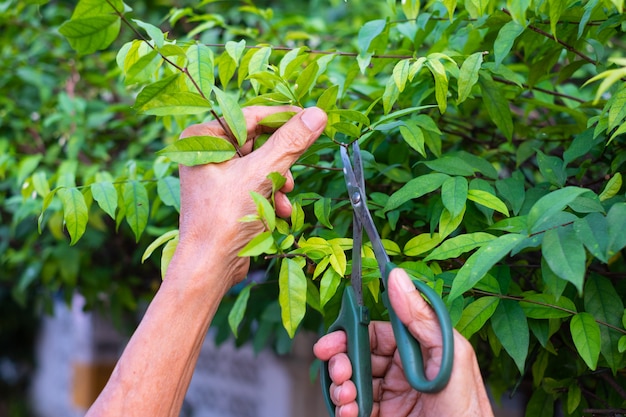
[3,0,626,415]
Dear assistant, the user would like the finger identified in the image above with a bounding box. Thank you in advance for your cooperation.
[179,105,302,143]
[313,330,348,361]
[247,106,327,176]
[281,170,295,193]
[274,172,295,218]
[336,403,359,417]
[274,192,292,218]
[331,379,357,406]
[329,353,353,385]
[387,268,442,349]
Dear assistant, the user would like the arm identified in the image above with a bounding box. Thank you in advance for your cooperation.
[87,106,328,417]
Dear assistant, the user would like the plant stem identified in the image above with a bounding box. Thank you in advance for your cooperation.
[104,0,242,156]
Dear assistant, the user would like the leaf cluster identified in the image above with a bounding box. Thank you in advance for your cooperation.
[3,0,626,415]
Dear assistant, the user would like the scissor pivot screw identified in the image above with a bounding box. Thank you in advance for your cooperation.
[351,191,361,204]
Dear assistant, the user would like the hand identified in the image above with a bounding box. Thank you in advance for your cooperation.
[313,268,494,417]
[173,105,327,285]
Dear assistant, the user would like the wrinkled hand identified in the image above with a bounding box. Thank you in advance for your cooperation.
[314,269,494,417]
[175,105,327,284]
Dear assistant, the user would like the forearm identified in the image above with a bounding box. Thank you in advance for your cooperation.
[86,247,232,417]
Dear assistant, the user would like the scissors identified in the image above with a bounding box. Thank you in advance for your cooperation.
[320,141,455,417]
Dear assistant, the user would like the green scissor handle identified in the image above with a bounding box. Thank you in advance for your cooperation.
[320,264,454,417]
[382,262,454,393]
[321,285,373,417]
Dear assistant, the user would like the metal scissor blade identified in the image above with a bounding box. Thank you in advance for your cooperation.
[340,144,391,290]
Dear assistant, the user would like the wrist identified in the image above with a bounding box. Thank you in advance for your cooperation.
[163,234,244,296]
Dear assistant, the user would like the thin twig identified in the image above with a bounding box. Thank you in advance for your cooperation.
[104,0,242,156]
[502,8,596,65]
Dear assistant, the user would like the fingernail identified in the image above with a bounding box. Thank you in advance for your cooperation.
[392,269,415,293]
[334,385,342,400]
[301,107,326,131]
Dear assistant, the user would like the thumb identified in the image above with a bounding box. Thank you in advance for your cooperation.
[247,106,327,175]
[387,268,440,345]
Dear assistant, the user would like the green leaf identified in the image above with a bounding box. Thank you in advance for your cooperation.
[496,175,525,215]
[59,0,123,54]
[439,206,465,239]
[238,231,275,257]
[441,176,468,218]
[225,39,246,62]
[457,52,483,104]
[279,47,304,78]
[426,57,449,113]
[448,234,525,301]
[317,84,339,112]
[393,59,411,92]
[491,299,529,374]
[570,312,601,370]
[91,180,118,219]
[399,121,426,157]
[133,19,164,49]
[404,233,443,257]
[542,226,586,294]
[357,19,386,55]
[479,74,514,141]
[185,44,214,97]
[124,49,161,85]
[57,187,88,245]
[161,234,178,279]
[31,171,50,198]
[142,229,179,263]
[384,173,449,212]
[320,267,341,308]
[506,0,530,23]
[441,0,457,18]
[584,275,625,373]
[140,91,213,116]
[467,189,509,217]
[250,191,276,232]
[228,284,253,337]
[329,243,347,277]
[291,201,305,233]
[619,336,626,354]
[401,0,420,19]
[279,258,307,338]
[541,257,567,299]
[134,73,180,108]
[608,85,626,130]
[212,87,247,147]
[607,203,626,259]
[465,0,489,18]
[295,61,319,100]
[456,296,500,339]
[520,293,576,319]
[525,389,554,417]
[424,156,476,176]
[599,173,622,201]
[548,0,567,37]
[123,180,149,242]
[567,383,582,414]
[527,187,589,234]
[314,197,333,229]
[258,111,297,128]
[425,232,496,261]
[494,20,525,69]
[248,46,272,94]
[157,176,180,212]
[157,136,236,166]
[573,213,609,263]
[536,150,566,187]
